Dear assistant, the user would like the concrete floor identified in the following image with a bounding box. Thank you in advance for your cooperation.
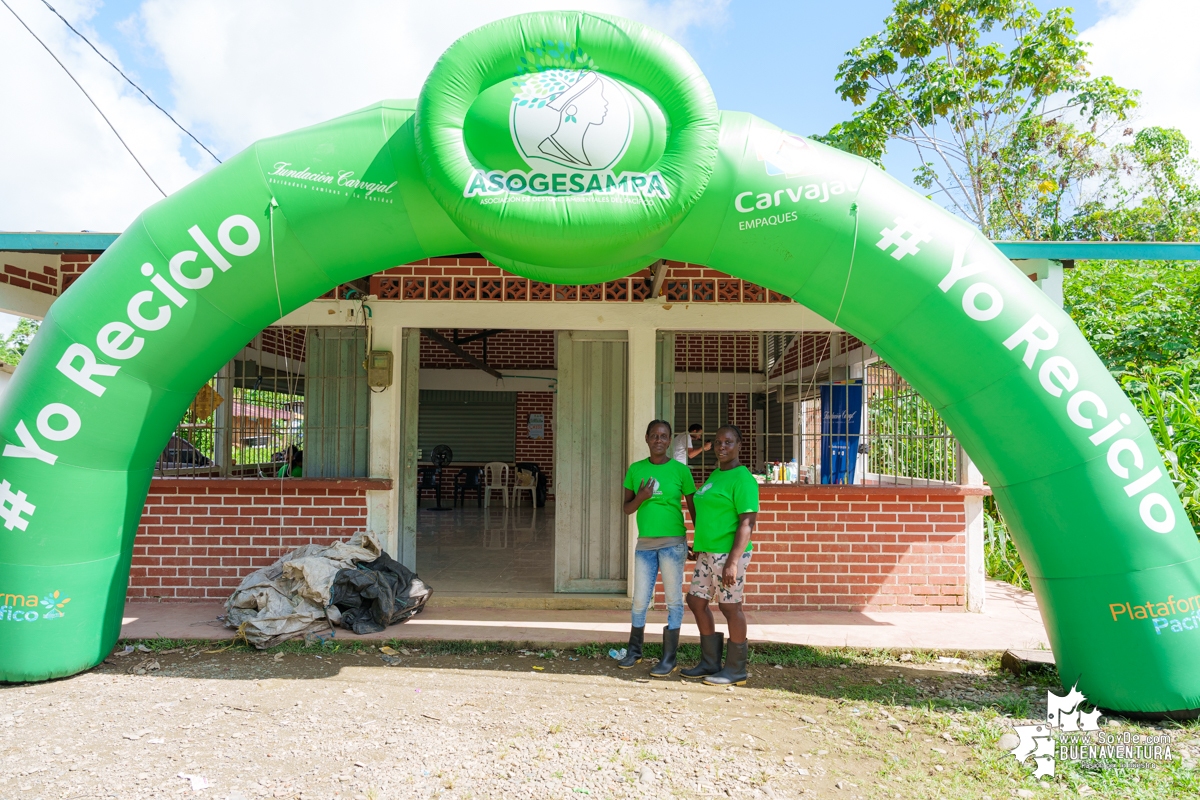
[416,503,553,593]
[121,580,1050,652]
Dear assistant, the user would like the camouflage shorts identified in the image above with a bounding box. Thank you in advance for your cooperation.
[688,550,753,604]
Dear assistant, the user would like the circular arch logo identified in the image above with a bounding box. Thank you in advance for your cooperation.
[509,68,633,172]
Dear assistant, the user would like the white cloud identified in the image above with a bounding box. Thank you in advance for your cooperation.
[1083,0,1200,148]
[0,0,204,231]
[137,0,727,154]
[0,0,725,234]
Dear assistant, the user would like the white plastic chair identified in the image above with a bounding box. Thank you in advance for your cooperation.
[483,461,510,508]
[512,468,537,508]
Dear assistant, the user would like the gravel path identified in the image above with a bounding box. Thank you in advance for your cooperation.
[1,646,836,799]
[10,643,1183,799]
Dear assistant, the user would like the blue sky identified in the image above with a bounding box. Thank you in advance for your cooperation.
[72,0,1104,170]
[689,1,1101,139]
[1,0,1192,242]
[7,0,1195,340]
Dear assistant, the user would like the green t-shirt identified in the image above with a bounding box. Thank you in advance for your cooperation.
[623,458,697,538]
[692,465,759,554]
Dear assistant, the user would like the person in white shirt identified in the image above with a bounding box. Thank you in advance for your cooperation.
[672,423,711,464]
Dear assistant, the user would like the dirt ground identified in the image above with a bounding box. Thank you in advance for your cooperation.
[1,642,1197,799]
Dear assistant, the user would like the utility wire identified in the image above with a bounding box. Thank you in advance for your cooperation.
[1,0,166,197]
[39,0,221,164]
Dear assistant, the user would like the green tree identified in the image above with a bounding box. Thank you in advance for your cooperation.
[1072,126,1200,242]
[819,0,1137,238]
[0,318,40,365]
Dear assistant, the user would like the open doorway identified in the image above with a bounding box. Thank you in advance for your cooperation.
[412,329,557,594]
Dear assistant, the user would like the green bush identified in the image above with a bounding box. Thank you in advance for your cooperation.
[983,497,1031,591]
[1120,358,1200,533]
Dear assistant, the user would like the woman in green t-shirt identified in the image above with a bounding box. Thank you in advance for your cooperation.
[619,420,697,677]
[682,424,759,686]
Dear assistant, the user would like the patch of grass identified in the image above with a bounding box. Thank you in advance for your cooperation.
[566,641,855,667]
[992,692,1032,718]
[116,637,206,652]
[267,637,376,655]
[748,643,851,668]
[573,643,605,659]
[812,677,920,704]
[383,639,521,657]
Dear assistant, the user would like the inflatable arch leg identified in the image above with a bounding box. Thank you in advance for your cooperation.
[1,12,1198,716]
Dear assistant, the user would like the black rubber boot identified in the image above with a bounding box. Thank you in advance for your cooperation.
[704,639,748,686]
[680,632,723,679]
[617,626,644,669]
[650,626,680,678]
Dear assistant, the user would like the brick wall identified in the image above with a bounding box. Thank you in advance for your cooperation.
[675,333,761,372]
[653,485,980,612]
[2,260,58,296]
[131,480,974,608]
[129,478,387,601]
[0,252,103,297]
[370,257,793,304]
[420,329,556,370]
[59,254,102,293]
[51,253,797,307]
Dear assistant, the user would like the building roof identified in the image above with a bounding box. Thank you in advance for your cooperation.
[0,232,119,252]
[2,232,1197,261]
[994,241,1200,261]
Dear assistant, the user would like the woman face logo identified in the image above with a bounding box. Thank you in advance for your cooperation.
[510,69,633,171]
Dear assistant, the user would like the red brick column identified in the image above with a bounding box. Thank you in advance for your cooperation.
[516,391,554,497]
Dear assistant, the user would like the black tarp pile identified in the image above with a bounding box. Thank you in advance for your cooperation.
[329,552,431,634]
[225,532,432,647]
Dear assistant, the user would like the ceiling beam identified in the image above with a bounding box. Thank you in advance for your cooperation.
[454,328,507,346]
[648,259,668,300]
[421,328,504,379]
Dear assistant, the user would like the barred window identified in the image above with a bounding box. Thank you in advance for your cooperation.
[659,331,958,486]
[156,326,369,478]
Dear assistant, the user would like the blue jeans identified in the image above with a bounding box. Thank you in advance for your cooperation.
[631,543,687,630]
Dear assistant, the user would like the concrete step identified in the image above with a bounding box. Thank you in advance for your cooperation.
[427,592,632,610]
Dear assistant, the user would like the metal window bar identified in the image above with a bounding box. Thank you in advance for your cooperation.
[155,326,369,479]
[659,331,958,487]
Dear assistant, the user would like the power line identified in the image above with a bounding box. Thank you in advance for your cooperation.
[1,0,166,197]
[40,0,221,164]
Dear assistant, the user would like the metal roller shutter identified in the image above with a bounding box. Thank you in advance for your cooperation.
[418,390,517,463]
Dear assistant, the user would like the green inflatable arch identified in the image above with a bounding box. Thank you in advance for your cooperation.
[2,12,1198,716]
